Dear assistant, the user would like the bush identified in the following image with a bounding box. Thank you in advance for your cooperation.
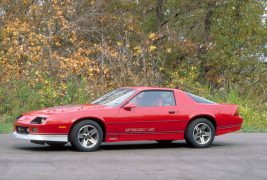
[0,79,266,133]
[213,90,267,132]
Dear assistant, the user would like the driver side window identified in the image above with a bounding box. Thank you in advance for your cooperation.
[130,90,175,107]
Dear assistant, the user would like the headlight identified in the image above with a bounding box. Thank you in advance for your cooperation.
[30,117,47,124]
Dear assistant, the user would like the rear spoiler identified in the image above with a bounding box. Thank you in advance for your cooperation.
[220,104,239,116]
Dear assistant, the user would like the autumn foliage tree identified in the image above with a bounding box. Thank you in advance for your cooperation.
[0,0,266,130]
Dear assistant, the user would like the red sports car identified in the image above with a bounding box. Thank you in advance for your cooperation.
[13,87,243,151]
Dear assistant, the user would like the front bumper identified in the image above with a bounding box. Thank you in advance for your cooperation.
[13,132,68,142]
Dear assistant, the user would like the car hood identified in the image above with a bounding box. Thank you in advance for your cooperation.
[23,104,106,117]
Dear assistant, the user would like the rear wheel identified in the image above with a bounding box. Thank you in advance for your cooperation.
[69,120,103,152]
[185,118,215,148]
[46,141,67,147]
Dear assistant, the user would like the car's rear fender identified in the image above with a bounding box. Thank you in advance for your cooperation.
[218,104,239,116]
[215,104,242,126]
[214,104,243,135]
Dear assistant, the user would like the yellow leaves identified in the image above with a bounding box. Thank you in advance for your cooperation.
[19,46,24,53]
[134,46,142,55]
[148,32,160,42]
[149,45,157,52]
[149,33,156,40]
[22,0,30,4]
[55,41,61,47]
[110,50,118,57]
[117,42,123,46]
[103,68,109,75]
[0,0,82,84]
[127,25,135,31]
[54,48,103,80]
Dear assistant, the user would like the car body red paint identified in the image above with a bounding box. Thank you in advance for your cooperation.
[13,87,243,144]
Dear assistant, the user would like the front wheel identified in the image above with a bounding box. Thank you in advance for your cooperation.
[69,120,103,152]
[185,118,215,148]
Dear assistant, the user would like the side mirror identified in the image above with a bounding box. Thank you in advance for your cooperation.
[123,102,136,111]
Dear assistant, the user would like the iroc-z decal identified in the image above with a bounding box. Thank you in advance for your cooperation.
[125,128,155,133]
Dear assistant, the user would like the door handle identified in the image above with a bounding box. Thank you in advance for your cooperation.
[168,110,176,114]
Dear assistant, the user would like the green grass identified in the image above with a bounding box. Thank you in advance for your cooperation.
[0,122,13,133]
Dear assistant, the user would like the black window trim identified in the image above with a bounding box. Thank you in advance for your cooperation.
[122,89,177,108]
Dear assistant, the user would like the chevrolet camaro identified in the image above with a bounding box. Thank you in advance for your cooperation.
[13,87,243,151]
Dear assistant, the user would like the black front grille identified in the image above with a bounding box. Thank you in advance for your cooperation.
[16,126,29,134]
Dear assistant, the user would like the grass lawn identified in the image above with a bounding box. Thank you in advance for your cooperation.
[0,122,13,133]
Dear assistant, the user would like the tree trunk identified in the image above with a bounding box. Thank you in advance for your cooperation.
[155,0,164,32]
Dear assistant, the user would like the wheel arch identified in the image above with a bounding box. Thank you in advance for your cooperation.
[184,114,216,147]
[69,117,106,141]
[187,114,217,130]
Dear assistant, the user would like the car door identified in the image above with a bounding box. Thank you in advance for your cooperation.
[117,90,182,141]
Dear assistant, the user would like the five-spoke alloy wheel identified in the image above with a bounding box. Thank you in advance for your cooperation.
[78,125,99,149]
[70,120,103,152]
[185,118,215,148]
[193,123,212,145]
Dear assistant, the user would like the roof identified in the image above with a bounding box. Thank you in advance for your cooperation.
[122,86,181,91]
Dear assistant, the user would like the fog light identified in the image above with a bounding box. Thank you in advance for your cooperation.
[32,128,38,133]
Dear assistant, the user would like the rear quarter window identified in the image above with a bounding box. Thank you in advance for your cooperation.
[186,93,216,104]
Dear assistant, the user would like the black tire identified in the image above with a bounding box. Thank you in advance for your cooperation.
[156,140,173,144]
[46,141,67,147]
[69,120,103,152]
[185,118,215,148]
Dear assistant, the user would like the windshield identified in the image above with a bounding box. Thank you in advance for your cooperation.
[92,88,136,106]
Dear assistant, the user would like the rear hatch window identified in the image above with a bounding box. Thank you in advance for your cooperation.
[186,93,216,104]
